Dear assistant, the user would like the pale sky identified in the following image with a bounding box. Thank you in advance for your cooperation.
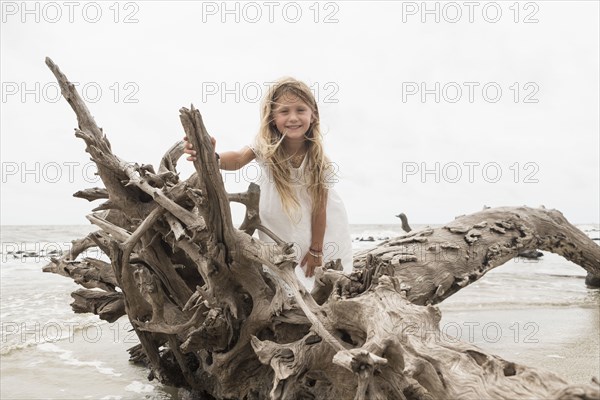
[1,1,599,225]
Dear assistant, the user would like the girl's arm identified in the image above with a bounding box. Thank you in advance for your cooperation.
[184,136,255,171]
[218,146,256,170]
[302,189,328,277]
[310,192,327,252]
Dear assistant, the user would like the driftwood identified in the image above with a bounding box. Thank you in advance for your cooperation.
[396,212,544,260]
[43,57,600,400]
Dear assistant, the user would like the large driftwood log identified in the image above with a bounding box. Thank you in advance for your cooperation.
[43,57,600,400]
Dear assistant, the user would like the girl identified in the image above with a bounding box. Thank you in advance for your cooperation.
[184,77,353,291]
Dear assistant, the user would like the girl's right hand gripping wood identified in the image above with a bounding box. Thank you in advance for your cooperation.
[183,135,216,162]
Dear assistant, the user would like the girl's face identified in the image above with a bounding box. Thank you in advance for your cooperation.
[271,93,314,142]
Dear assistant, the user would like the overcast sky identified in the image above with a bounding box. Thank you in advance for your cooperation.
[1,1,598,225]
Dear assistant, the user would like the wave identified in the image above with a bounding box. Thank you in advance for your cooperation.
[1,318,112,357]
[440,300,600,311]
[37,343,123,377]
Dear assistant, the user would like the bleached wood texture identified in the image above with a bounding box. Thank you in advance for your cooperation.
[43,57,600,400]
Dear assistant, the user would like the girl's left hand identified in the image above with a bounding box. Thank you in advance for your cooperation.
[300,252,322,278]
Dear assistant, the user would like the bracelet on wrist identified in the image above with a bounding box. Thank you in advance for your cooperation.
[309,250,323,258]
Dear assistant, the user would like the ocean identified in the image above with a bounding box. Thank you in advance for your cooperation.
[1,224,599,399]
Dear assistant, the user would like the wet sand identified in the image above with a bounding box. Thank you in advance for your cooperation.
[439,306,600,384]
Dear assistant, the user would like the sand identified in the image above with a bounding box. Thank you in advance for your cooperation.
[439,305,600,385]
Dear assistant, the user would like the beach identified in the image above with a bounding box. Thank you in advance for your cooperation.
[1,224,598,399]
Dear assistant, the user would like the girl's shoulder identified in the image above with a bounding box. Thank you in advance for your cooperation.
[247,140,262,160]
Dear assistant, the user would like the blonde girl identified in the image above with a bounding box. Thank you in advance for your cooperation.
[184,77,353,290]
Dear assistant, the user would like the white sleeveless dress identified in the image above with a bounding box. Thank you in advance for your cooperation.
[248,144,354,292]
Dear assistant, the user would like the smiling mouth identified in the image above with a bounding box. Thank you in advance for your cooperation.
[286,125,302,129]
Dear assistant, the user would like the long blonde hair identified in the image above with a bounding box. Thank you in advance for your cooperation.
[253,77,333,223]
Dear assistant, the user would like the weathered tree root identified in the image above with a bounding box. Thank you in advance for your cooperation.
[363,206,600,306]
[43,57,600,400]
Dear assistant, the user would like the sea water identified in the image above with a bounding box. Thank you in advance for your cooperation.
[1,224,598,399]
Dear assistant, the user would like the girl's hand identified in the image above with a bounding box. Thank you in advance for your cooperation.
[300,251,322,278]
[183,135,217,162]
